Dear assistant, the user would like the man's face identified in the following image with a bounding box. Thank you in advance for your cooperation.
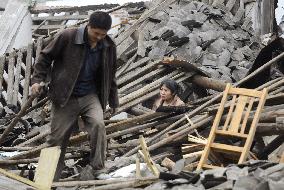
[87,25,108,44]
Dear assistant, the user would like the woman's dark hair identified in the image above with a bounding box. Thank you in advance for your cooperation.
[160,79,180,95]
[88,11,112,31]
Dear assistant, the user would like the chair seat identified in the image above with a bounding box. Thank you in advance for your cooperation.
[210,142,243,153]
[215,130,248,138]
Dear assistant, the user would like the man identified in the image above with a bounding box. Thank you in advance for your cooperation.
[31,11,119,180]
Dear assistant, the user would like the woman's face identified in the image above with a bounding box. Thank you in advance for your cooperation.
[160,84,174,101]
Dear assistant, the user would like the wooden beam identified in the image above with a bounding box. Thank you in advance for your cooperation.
[32,14,89,21]
[32,25,65,30]
[139,136,159,176]
[52,177,158,188]
[106,112,165,133]
[30,4,119,14]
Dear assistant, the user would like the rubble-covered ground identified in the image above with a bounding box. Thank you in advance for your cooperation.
[0,0,283,189]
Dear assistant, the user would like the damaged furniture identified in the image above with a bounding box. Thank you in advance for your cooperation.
[197,83,268,169]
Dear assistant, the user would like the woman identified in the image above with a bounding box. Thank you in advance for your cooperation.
[152,79,185,111]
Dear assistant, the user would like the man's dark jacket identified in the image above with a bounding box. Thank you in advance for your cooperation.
[31,26,119,110]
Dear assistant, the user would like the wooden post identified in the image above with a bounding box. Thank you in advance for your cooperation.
[260,0,274,35]
[12,51,23,106]
[22,43,33,105]
[6,52,16,105]
[0,56,5,99]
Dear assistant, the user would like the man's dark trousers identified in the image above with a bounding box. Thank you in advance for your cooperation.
[47,93,106,181]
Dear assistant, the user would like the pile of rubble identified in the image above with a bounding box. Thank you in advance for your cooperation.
[0,0,283,189]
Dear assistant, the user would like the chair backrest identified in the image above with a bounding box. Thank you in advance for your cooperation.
[217,84,268,136]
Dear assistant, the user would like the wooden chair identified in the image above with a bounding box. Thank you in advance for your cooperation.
[197,83,268,170]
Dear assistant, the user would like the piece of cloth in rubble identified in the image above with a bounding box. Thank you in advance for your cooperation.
[152,95,185,111]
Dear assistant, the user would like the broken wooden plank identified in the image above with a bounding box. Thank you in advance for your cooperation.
[117,60,161,86]
[32,14,89,21]
[116,36,135,59]
[107,121,169,139]
[0,153,78,166]
[124,114,209,157]
[139,136,159,176]
[7,143,49,160]
[52,177,158,188]
[0,56,5,98]
[6,52,16,105]
[136,153,142,178]
[17,130,50,147]
[161,157,175,170]
[106,112,166,133]
[118,67,166,94]
[22,44,33,105]
[125,57,150,73]
[12,51,23,106]
[119,70,182,105]
[31,24,66,30]
[116,53,137,77]
[34,146,61,190]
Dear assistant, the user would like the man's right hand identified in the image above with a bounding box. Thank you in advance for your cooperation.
[31,83,42,96]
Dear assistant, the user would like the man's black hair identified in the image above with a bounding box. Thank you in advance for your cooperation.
[160,79,180,95]
[88,11,112,31]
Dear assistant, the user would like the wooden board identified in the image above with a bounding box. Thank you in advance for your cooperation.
[34,146,61,189]
[139,136,159,176]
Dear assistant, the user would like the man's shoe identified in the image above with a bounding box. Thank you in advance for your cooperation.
[94,168,111,180]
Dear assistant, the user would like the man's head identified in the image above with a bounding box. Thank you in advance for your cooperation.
[87,11,112,44]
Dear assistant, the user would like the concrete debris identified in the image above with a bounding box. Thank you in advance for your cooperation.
[0,0,283,189]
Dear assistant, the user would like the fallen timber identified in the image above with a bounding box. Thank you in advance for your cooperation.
[0,0,283,189]
[3,51,284,161]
